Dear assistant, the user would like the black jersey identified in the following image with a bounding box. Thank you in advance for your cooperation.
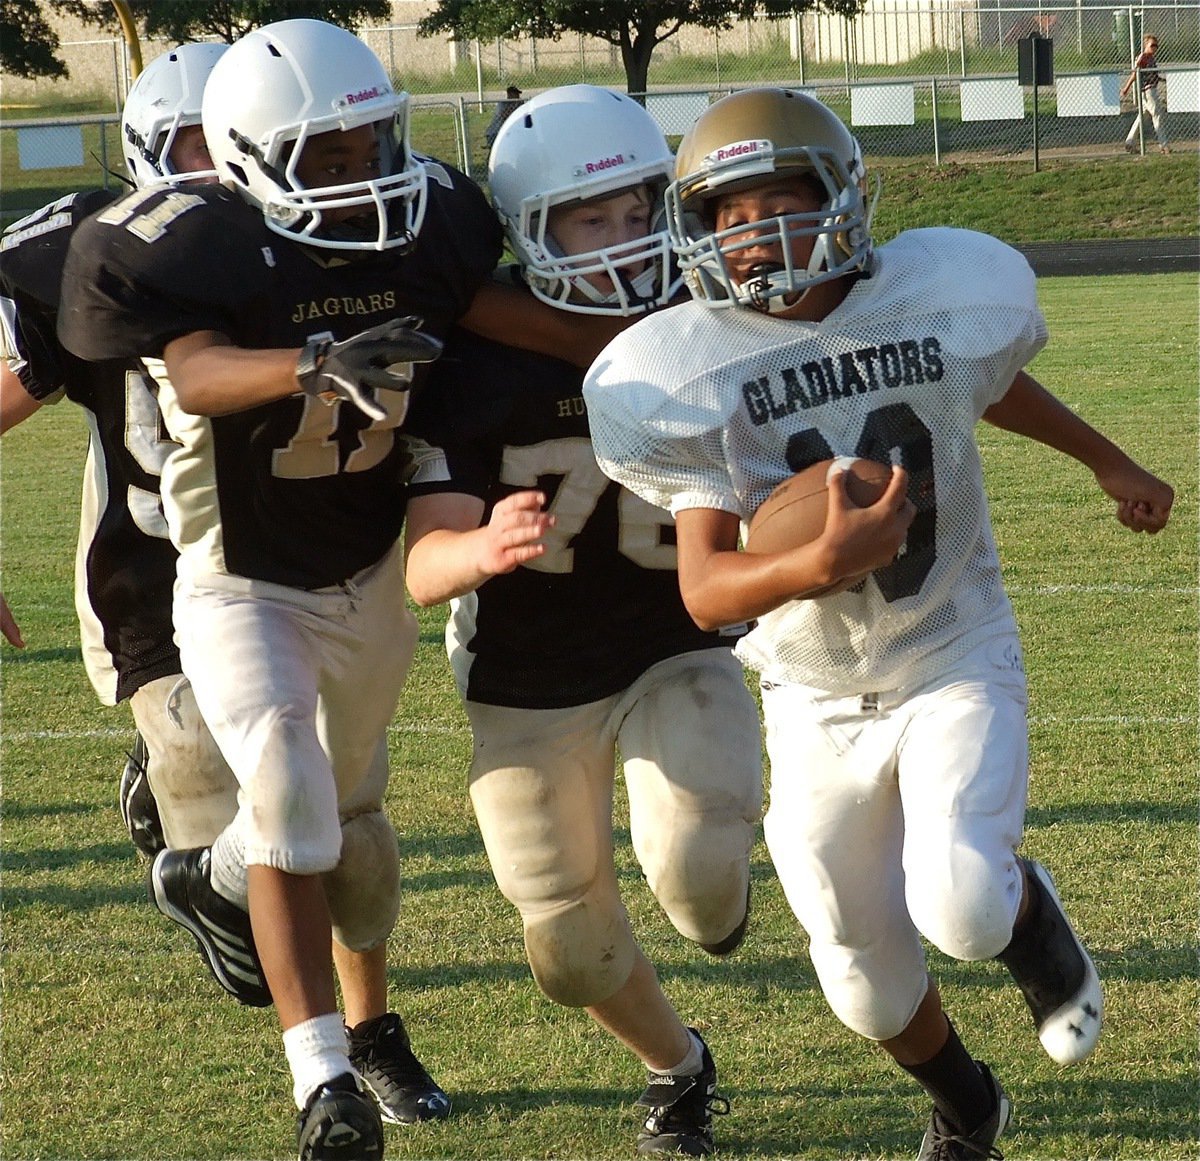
[405,319,740,709]
[58,161,501,589]
[1,189,181,704]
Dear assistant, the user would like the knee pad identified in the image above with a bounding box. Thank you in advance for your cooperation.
[523,893,637,1008]
[920,905,1014,962]
[809,939,928,1042]
[642,811,754,949]
[907,857,1019,962]
[323,811,401,952]
[131,674,239,851]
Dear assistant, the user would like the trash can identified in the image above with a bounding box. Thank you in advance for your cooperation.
[1112,9,1144,53]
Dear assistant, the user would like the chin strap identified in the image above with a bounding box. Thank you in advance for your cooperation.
[743,263,809,314]
[566,262,661,313]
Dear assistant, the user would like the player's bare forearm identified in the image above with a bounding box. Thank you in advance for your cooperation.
[675,483,912,630]
[405,525,495,606]
[0,364,44,435]
[164,330,304,416]
[678,538,843,630]
[0,593,25,649]
[461,281,629,367]
[984,370,1143,471]
[984,370,1173,531]
[404,490,552,606]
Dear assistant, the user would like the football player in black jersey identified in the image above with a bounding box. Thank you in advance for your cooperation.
[2,43,233,858]
[4,59,454,1130]
[6,38,461,1145]
[402,86,764,1157]
[55,20,514,1158]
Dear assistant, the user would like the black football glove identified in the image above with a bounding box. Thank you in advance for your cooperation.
[295,316,443,423]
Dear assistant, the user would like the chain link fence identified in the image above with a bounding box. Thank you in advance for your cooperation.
[2,5,1195,226]
[6,4,1196,104]
[391,2,1200,93]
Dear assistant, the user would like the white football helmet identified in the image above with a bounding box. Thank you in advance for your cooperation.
[202,19,427,252]
[121,42,227,188]
[488,84,679,315]
[667,88,876,312]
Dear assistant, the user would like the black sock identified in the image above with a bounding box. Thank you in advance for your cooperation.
[901,1020,994,1134]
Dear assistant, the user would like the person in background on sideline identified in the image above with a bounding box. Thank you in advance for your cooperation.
[485,84,525,148]
[1121,34,1170,153]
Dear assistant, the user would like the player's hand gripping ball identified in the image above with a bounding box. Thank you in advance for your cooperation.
[744,456,893,596]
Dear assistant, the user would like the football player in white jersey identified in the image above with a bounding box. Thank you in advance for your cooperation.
[584,89,1173,1160]
[402,85,762,1155]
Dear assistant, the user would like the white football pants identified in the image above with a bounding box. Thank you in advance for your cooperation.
[174,541,416,876]
[1125,85,1169,147]
[762,633,1029,1042]
[466,647,764,1008]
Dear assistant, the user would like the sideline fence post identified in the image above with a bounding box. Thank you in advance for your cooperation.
[931,78,941,165]
[1018,33,1053,172]
[1033,73,1040,170]
[455,97,471,179]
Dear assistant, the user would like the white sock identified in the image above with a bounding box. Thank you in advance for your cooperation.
[283,1013,353,1110]
[209,828,248,908]
[662,1029,705,1077]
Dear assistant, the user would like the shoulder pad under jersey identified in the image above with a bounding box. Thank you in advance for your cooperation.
[58,185,274,361]
[0,188,119,309]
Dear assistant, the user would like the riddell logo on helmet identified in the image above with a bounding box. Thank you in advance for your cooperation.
[707,139,772,164]
[584,153,626,174]
[344,86,388,105]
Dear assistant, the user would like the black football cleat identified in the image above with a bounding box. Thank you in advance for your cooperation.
[999,858,1102,1064]
[636,1031,729,1155]
[150,846,272,1007]
[917,1061,1010,1161]
[120,732,165,857]
[296,1072,384,1160]
[347,1012,451,1124]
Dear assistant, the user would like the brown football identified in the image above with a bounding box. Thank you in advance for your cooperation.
[744,457,893,596]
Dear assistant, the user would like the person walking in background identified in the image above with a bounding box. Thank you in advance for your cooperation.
[1122,34,1170,153]
[484,84,525,147]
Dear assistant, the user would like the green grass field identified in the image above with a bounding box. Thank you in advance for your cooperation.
[1,272,1196,1160]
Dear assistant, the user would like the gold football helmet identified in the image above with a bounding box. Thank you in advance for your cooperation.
[666,88,876,311]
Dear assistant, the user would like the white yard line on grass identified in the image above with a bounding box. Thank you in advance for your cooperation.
[1007,583,1196,595]
[8,715,1194,742]
[11,722,472,741]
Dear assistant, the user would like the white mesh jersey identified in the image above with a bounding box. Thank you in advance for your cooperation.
[584,228,1047,695]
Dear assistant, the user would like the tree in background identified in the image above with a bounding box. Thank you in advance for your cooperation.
[49,0,390,48]
[419,0,864,97]
[2,0,69,78]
